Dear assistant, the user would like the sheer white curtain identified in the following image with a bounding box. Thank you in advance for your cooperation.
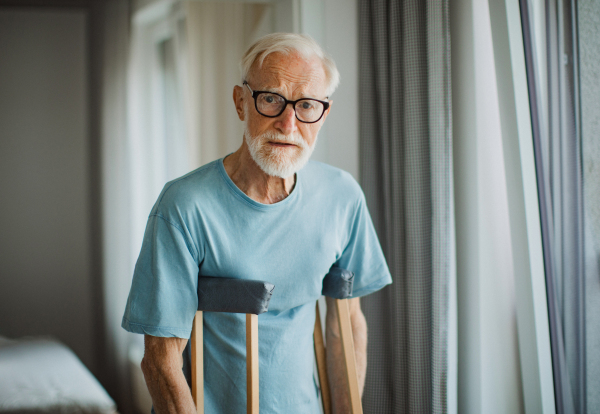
[128,1,191,270]
[184,1,273,165]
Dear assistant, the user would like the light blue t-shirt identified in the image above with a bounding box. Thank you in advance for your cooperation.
[122,158,392,413]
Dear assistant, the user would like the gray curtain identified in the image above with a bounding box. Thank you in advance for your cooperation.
[521,0,586,412]
[544,9,586,414]
[578,1,600,413]
[358,0,453,413]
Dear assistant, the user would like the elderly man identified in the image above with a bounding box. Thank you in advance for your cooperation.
[122,33,391,413]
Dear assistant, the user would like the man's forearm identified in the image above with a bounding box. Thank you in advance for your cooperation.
[141,335,196,414]
[325,297,367,413]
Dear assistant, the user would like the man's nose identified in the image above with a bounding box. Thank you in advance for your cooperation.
[275,103,298,135]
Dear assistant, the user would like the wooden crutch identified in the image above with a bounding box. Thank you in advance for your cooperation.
[190,276,275,414]
[314,267,363,414]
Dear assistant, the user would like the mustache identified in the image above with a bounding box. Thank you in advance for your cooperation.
[256,131,308,149]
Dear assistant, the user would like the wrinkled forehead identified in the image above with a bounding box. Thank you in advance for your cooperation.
[248,52,328,97]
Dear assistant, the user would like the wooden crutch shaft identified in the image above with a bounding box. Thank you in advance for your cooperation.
[314,302,332,414]
[191,311,204,414]
[191,312,260,414]
[246,313,259,414]
[335,299,363,414]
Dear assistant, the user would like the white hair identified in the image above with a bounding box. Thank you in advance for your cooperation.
[240,33,340,97]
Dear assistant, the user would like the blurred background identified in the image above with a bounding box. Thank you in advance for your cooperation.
[0,0,598,413]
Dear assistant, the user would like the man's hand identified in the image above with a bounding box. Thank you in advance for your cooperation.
[141,335,196,414]
[325,297,367,414]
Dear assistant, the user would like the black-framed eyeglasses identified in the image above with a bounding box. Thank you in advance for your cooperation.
[243,81,330,124]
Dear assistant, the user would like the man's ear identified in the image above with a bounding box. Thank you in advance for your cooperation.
[233,85,245,121]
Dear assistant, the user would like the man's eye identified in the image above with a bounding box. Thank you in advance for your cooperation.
[262,94,279,104]
[301,101,314,109]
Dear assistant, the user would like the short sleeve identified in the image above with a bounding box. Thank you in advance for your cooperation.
[121,214,201,339]
[335,194,392,298]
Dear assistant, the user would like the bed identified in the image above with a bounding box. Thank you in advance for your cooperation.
[0,336,117,414]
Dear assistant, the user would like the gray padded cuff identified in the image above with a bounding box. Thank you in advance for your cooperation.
[197,276,275,315]
[321,267,354,299]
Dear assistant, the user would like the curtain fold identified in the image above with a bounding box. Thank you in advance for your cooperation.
[521,0,586,412]
[358,0,453,412]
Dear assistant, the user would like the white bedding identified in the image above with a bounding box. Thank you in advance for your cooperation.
[0,337,116,414]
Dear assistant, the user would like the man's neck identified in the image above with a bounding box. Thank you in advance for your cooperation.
[223,143,296,205]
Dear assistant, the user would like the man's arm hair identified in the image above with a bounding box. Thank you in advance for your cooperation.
[141,335,196,414]
[325,296,368,413]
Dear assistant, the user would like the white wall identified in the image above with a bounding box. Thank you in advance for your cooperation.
[451,0,525,412]
[0,9,94,369]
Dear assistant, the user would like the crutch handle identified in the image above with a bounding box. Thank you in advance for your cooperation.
[197,276,275,314]
[322,267,354,299]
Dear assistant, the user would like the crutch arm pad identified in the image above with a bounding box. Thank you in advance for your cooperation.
[197,276,275,315]
[322,267,354,299]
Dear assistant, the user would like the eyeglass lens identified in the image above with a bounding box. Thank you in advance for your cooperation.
[256,92,324,122]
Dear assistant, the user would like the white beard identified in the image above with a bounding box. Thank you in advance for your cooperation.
[244,124,317,179]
